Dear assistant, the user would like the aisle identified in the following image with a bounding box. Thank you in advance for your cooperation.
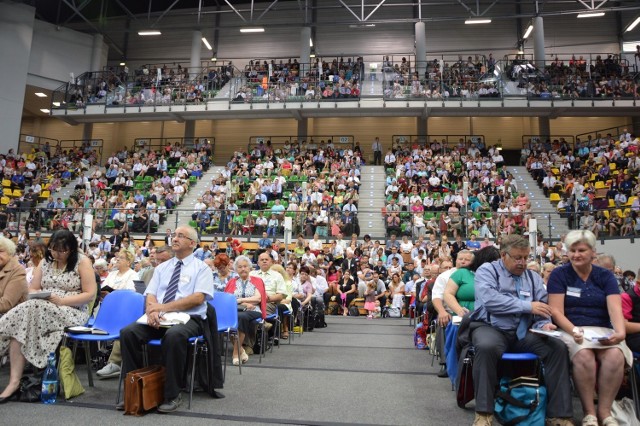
[0,316,474,425]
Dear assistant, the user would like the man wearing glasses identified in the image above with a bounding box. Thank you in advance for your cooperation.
[468,235,573,426]
[118,226,215,413]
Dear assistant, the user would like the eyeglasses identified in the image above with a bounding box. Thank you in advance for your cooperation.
[505,252,528,264]
[50,248,69,254]
[174,233,195,241]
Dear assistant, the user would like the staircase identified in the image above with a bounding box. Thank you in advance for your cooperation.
[170,166,225,231]
[508,166,570,240]
[358,165,387,239]
[36,165,101,208]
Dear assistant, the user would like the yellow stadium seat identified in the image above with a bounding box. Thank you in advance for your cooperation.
[549,193,561,203]
[627,196,637,207]
[12,189,22,198]
[603,210,610,219]
[0,197,8,205]
[609,163,616,171]
[3,189,11,197]
[1,180,10,187]
[594,181,606,190]
[608,199,615,208]
[39,190,50,200]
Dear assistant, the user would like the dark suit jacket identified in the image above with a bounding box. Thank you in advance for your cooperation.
[341,258,358,276]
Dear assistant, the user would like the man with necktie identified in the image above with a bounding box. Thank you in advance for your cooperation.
[372,137,382,165]
[118,226,214,413]
[468,235,573,426]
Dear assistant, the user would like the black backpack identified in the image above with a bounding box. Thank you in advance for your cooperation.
[314,309,327,328]
[303,307,315,331]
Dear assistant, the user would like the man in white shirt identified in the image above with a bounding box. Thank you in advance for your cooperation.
[384,149,396,168]
[250,251,287,315]
[310,267,328,310]
[431,251,474,377]
[372,137,383,165]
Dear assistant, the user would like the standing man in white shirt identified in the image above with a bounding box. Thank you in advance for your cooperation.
[372,137,383,165]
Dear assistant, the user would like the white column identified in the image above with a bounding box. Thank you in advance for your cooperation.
[299,27,311,80]
[533,16,545,68]
[190,30,202,80]
[90,33,104,71]
[415,22,427,80]
[0,2,35,155]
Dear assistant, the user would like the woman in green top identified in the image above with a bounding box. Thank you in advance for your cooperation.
[443,246,501,316]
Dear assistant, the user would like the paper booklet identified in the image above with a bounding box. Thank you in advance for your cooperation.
[65,326,109,335]
[137,312,191,327]
[28,291,51,300]
[529,328,562,338]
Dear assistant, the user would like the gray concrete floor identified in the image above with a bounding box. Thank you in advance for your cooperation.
[0,316,499,425]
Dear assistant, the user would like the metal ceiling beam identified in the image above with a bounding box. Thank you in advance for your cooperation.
[62,0,93,25]
[364,0,388,22]
[456,0,500,17]
[114,0,138,21]
[257,0,280,21]
[61,0,124,55]
[151,0,182,28]
[338,0,362,22]
[224,0,247,22]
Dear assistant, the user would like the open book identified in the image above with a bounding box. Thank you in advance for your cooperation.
[65,326,109,335]
[137,312,191,327]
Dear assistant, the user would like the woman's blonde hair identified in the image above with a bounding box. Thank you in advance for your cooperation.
[119,249,135,265]
[270,263,290,282]
[0,236,16,256]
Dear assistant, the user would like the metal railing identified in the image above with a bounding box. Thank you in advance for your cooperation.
[391,135,485,153]
[521,135,575,150]
[132,137,215,159]
[247,135,355,152]
[575,124,635,147]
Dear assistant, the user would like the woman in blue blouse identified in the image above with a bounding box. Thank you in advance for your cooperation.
[548,230,631,426]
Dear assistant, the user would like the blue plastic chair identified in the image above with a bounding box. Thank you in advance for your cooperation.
[210,293,240,378]
[64,290,145,387]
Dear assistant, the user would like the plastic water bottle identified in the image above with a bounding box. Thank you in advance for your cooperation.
[41,352,58,404]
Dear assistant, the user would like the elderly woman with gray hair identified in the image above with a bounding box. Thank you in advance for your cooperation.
[224,255,267,365]
[548,230,630,426]
[0,236,27,315]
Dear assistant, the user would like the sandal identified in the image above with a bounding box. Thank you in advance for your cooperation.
[232,357,240,366]
[601,416,619,426]
[581,414,598,426]
[240,350,249,364]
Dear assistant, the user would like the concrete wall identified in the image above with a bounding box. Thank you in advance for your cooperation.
[596,239,640,272]
[28,20,106,90]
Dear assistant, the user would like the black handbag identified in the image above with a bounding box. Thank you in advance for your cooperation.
[19,375,42,402]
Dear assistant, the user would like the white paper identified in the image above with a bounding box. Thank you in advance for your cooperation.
[529,328,562,337]
[583,329,611,342]
[136,312,191,327]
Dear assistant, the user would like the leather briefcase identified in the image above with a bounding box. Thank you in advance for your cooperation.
[124,365,165,416]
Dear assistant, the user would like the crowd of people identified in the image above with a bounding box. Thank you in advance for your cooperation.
[191,138,365,238]
[382,136,533,249]
[382,53,639,100]
[525,130,640,238]
[234,57,364,102]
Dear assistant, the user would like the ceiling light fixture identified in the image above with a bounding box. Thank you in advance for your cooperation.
[309,38,313,47]
[239,27,265,33]
[577,12,605,18]
[523,25,534,39]
[211,57,217,61]
[202,37,212,50]
[52,102,60,107]
[35,92,47,98]
[40,109,50,114]
[119,62,126,66]
[626,17,640,32]
[138,29,162,36]
[465,18,492,24]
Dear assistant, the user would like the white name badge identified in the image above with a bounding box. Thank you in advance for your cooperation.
[520,291,531,298]
[567,286,582,298]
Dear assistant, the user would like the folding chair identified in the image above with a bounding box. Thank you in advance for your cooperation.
[63,291,144,386]
[210,293,241,378]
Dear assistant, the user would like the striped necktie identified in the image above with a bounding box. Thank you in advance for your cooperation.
[163,260,183,303]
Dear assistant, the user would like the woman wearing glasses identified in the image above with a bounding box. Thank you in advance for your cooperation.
[0,229,96,402]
